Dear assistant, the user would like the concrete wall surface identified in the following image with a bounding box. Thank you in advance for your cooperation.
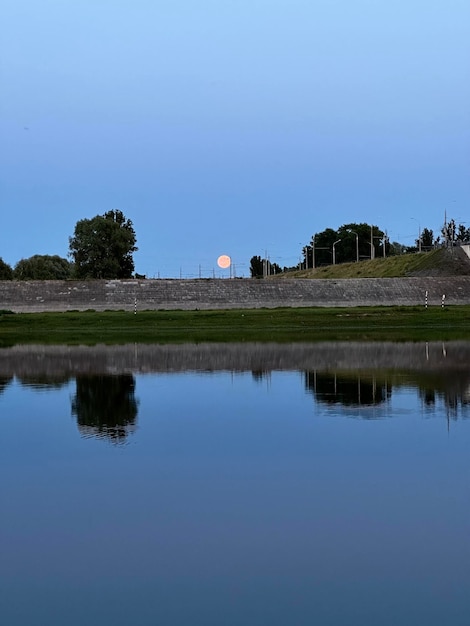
[461,244,470,259]
[0,277,469,313]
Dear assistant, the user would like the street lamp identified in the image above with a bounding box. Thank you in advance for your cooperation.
[332,239,341,265]
[411,218,421,252]
[302,246,309,270]
[382,232,388,258]
[348,230,359,262]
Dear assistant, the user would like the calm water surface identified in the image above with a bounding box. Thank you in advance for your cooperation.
[1,343,469,625]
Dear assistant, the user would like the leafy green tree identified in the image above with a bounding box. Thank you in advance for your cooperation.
[442,219,457,246]
[338,223,385,261]
[69,209,137,279]
[250,255,264,278]
[0,258,13,280]
[389,241,406,255]
[309,227,337,266]
[456,223,470,242]
[419,228,434,250]
[306,223,385,266]
[13,255,72,280]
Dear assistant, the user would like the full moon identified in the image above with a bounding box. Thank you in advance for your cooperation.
[217,255,231,269]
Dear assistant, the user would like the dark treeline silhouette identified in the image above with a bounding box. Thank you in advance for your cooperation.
[0,209,138,280]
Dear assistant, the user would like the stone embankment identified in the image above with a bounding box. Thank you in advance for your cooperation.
[0,277,470,312]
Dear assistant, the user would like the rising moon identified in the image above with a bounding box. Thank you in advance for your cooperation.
[217,255,231,269]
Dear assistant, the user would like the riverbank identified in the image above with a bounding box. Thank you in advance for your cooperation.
[1,306,470,345]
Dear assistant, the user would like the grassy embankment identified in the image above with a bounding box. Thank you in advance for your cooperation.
[276,248,470,279]
[1,305,470,345]
[2,248,469,345]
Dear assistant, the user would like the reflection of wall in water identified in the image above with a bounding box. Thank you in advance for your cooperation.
[304,372,392,408]
[71,374,139,443]
[15,375,71,391]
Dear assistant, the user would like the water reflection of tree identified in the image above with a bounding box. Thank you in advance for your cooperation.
[251,370,271,383]
[417,370,470,418]
[0,376,13,395]
[304,372,391,409]
[305,369,470,419]
[71,374,138,443]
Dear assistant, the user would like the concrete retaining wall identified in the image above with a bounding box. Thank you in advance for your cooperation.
[0,277,469,312]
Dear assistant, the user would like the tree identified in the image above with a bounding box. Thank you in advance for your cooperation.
[389,241,406,255]
[309,227,337,266]
[69,210,138,279]
[442,219,470,245]
[250,255,282,277]
[13,255,72,280]
[419,228,434,250]
[305,223,385,267]
[337,223,385,261]
[0,258,13,280]
[456,223,470,242]
[442,219,453,246]
[250,255,264,278]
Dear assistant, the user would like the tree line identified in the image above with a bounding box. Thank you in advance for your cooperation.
[1,212,468,281]
[250,219,470,277]
[0,210,137,280]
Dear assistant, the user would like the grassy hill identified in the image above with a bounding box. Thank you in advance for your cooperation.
[274,247,470,279]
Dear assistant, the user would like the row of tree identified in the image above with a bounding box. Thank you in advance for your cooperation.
[0,210,138,280]
[2,211,468,281]
[250,219,470,277]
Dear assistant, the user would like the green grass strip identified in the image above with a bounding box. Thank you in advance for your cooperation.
[1,305,470,346]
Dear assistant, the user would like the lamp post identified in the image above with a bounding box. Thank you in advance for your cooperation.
[332,239,341,265]
[312,236,316,269]
[348,230,359,262]
[411,218,421,252]
[382,232,387,258]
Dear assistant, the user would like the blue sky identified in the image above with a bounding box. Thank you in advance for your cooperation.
[1,0,469,277]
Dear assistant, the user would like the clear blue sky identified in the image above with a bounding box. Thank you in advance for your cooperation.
[1,0,469,277]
